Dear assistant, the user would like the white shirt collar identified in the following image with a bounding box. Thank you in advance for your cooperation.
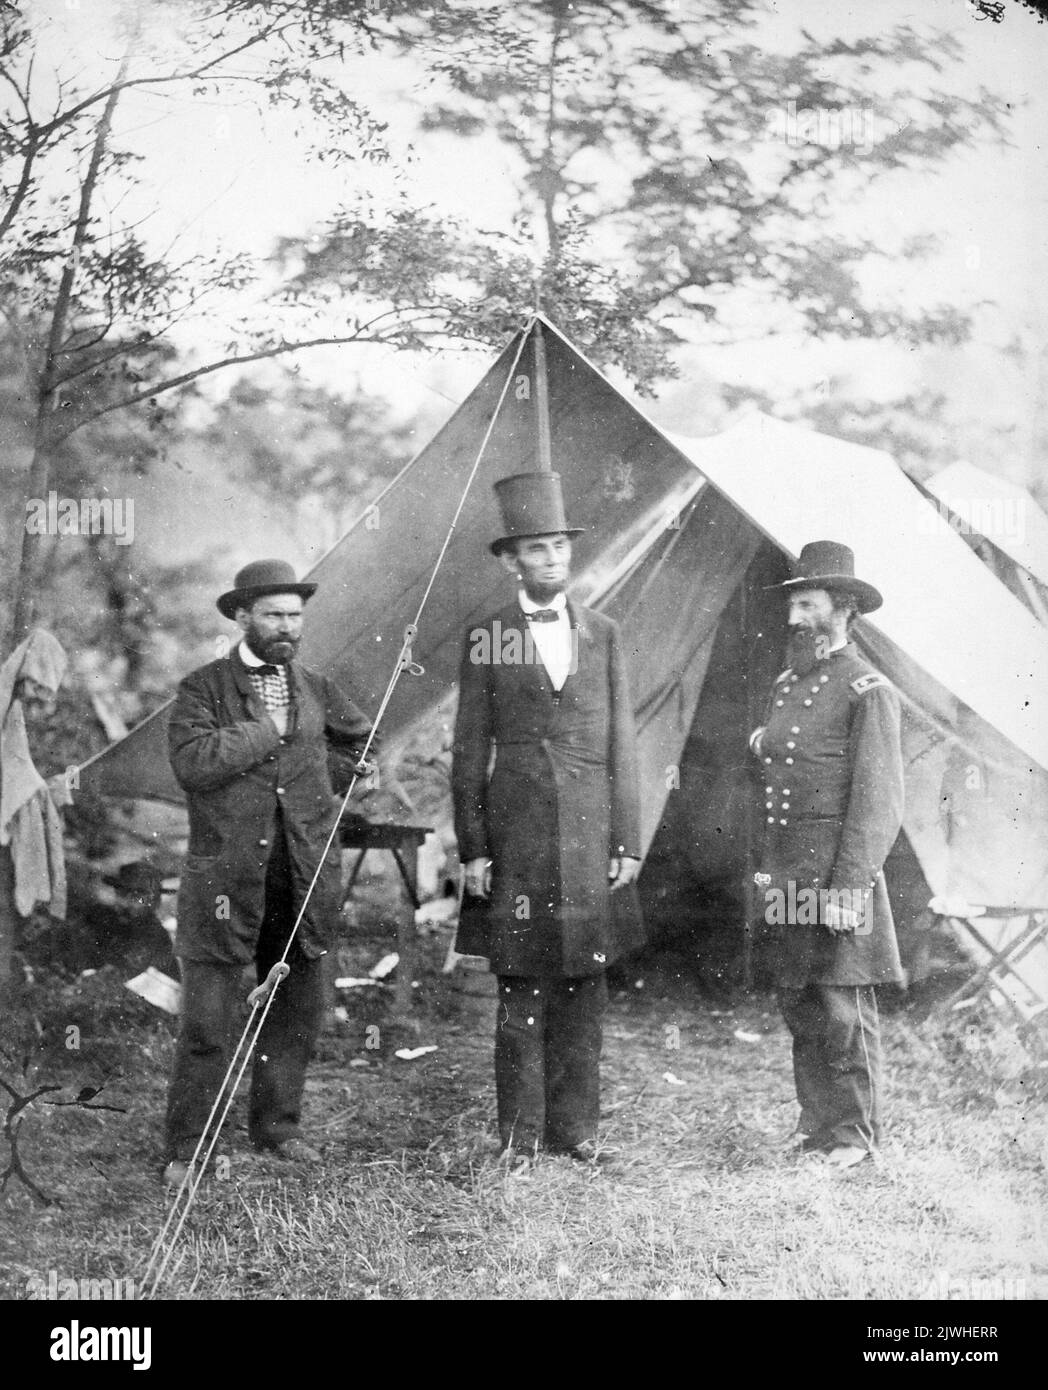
[518,589,567,615]
[238,640,265,668]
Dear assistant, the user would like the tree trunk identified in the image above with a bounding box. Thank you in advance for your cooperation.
[0,847,17,1001]
[534,0,568,288]
[7,44,133,655]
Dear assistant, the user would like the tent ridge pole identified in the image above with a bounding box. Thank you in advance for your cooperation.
[533,319,553,473]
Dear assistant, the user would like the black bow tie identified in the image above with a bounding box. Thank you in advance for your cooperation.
[525,608,560,623]
[253,663,281,676]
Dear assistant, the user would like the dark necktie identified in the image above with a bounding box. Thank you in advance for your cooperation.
[526,609,559,623]
[255,664,279,675]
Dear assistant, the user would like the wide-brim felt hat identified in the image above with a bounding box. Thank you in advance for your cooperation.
[771,540,883,614]
[490,471,584,555]
[217,559,317,620]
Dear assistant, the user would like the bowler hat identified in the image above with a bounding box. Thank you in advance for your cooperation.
[490,471,584,556]
[773,540,882,614]
[217,559,317,620]
[101,860,164,906]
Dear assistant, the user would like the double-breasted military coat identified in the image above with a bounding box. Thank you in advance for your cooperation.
[452,599,644,977]
[755,641,905,988]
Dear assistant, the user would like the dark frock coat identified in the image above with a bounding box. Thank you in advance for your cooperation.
[754,641,905,988]
[168,651,372,965]
[452,599,644,977]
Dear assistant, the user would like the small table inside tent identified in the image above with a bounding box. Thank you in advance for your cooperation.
[339,816,434,1016]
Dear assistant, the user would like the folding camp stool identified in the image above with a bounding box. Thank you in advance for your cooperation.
[338,817,434,1017]
[942,905,1048,1055]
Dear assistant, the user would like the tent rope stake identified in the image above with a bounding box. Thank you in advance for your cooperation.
[140,316,536,1300]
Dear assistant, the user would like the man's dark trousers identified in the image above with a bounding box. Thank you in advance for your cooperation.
[494,973,607,1154]
[777,983,882,1150]
[165,829,325,1161]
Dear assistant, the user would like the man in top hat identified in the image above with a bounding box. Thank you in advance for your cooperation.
[452,472,645,1169]
[163,560,374,1185]
[750,541,905,1169]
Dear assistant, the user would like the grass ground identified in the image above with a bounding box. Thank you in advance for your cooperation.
[1,924,1046,1303]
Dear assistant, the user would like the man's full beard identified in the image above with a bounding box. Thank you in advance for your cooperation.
[786,626,823,676]
[522,579,565,605]
[246,630,300,665]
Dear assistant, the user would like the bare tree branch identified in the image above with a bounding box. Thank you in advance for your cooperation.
[0,133,37,243]
[49,311,457,444]
[31,17,298,145]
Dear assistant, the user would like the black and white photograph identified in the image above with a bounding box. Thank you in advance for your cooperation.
[0,0,1046,1333]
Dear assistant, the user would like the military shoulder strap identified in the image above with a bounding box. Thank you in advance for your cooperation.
[850,671,891,695]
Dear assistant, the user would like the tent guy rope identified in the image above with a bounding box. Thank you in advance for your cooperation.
[139,315,537,1299]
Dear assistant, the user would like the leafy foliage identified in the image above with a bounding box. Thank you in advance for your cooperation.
[0,0,403,644]
[206,373,417,551]
[280,0,1009,389]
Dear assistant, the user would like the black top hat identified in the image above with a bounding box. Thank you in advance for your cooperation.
[773,540,883,614]
[490,472,584,556]
[217,559,317,620]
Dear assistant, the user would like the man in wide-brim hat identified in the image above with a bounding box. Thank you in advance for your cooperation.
[750,540,904,1170]
[163,560,374,1185]
[214,558,317,620]
[452,472,645,1170]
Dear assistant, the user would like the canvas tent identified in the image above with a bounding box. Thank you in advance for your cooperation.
[77,315,1048,1004]
[922,461,1048,625]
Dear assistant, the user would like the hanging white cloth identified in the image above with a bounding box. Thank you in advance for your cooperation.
[0,629,69,918]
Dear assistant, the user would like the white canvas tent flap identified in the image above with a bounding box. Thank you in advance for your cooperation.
[926,460,1048,590]
[669,412,1048,774]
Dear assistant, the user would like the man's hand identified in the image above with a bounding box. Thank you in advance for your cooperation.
[352,757,377,780]
[825,900,861,934]
[609,856,641,890]
[464,857,492,898]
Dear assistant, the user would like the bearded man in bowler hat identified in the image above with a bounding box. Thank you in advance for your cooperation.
[452,472,645,1169]
[163,560,373,1185]
[751,541,904,1170]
